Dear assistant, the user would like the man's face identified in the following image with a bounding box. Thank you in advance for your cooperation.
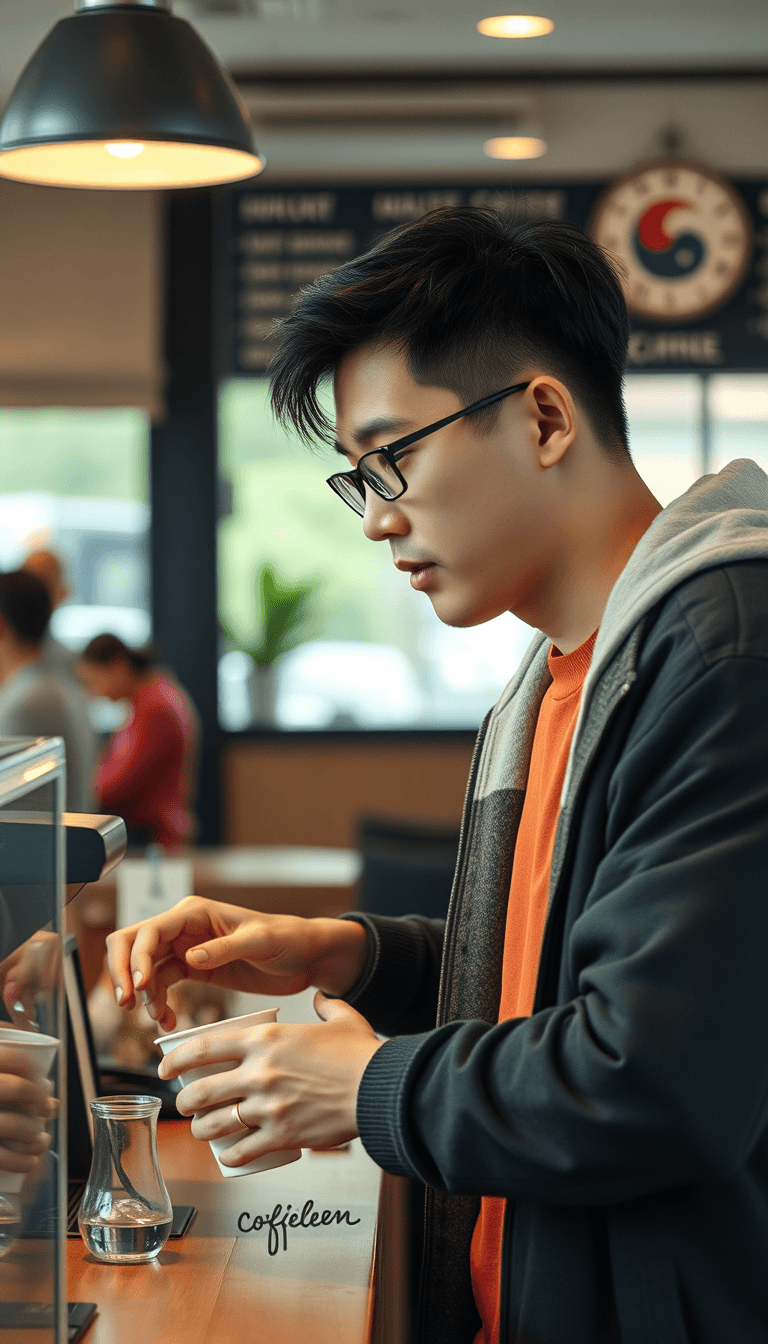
[333,344,566,630]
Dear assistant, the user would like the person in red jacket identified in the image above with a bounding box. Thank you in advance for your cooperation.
[79,634,198,849]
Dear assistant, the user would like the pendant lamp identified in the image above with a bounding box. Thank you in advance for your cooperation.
[0,0,265,190]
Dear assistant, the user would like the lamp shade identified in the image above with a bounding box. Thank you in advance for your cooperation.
[0,0,265,190]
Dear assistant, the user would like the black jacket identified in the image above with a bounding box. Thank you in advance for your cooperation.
[345,461,768,1344]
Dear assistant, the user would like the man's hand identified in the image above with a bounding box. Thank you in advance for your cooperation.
[106,897,369,1031]
[0,1047,58,1175]
[157,993,383,1160]
[0,933,61,1030]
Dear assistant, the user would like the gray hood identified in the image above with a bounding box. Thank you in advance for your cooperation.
[562,456,768,803]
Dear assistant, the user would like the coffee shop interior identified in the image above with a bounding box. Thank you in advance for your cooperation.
[0,1,765,1341]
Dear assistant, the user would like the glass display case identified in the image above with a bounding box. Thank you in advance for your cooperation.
[0,738,66,1344]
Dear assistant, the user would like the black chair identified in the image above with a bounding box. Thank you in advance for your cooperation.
[355,813,461,921]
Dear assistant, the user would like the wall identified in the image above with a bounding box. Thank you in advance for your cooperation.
[223,736,476,847]
[241,77,768,180]
[0,178,162,415]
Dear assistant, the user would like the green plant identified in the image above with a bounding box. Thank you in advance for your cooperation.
[227,563,318,667]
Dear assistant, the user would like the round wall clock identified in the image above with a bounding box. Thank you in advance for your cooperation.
[590,161,753,324]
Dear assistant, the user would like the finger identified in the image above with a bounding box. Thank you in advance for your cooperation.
[4,982,36,1022]
[0,1146,43,1175]
[0,1072,58,1115]
[174,1065,250,1118]
[146,997,177,1033]
[105,923,146,1009]
[129,920,180,997]
[157,1028,248,1082]
[184,922,263,970]
[313,991,364,1025]
[106,898,207,1005]
[2,980,20,1010]
[217,1129,280,1168]
[190,1101,251,1143]
[0,1049,53,1085]
[0,1111,51,1147]
[140,957,192,1027]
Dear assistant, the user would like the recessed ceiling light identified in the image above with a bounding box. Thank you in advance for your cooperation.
[484,136,548,159]
[477,15,554,38]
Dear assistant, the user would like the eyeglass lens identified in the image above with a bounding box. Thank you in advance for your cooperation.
[359,453,404,499]
[331,452,404,516]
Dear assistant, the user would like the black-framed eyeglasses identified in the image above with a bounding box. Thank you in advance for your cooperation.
[327,380,531,517]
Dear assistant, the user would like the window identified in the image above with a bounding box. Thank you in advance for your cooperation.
[623,375,702,507]
[708,375,768,475]
[0,406,150,648]
[218,374,768,732]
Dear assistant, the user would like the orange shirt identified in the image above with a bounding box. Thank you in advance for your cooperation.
[470,630,597,1344]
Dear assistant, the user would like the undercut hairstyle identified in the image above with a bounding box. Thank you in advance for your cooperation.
[269,207,631,459]
[0,570,52,646]
[81,633,153,675]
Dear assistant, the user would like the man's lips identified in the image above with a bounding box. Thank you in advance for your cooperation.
[393,559,435,573]
[393,558,438,591]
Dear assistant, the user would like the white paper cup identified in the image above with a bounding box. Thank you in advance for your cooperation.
[154,1009,301,1179]
[0,1027,59,1195]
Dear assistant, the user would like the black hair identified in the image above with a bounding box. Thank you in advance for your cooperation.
[81,633,153,674]
[269,207,630,459]
[0,570,52,646]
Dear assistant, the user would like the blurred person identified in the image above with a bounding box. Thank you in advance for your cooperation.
[0,571,96,811]
[22,548,76,679]
[78,634,198,849]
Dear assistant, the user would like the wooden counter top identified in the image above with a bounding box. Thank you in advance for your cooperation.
[68,1123,382,1344]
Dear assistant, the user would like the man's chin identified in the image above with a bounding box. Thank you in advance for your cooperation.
[427,591,495,630]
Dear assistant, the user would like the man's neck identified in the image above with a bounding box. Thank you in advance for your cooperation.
[534,461,663,655]
[0,642,41,688]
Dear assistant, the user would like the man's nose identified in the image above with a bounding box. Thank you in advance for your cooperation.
[362,489,409,542]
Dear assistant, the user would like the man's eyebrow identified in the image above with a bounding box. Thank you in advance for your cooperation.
[333,415,413,456]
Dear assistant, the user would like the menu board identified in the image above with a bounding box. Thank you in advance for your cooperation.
[219,178,768,376]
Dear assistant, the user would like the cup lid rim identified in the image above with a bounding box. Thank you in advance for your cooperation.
[0,1026,59,1048]
[153,1007,277,1049]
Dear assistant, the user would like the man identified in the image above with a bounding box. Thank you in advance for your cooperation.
[22,549,77,679]
[0,570,96,811]
[108,211,768,1344]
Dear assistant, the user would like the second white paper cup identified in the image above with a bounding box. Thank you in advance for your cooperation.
[0,1027,59,1195]
[154,1009,301,1179]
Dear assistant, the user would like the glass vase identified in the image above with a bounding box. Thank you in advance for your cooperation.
[78,1095,172,1264]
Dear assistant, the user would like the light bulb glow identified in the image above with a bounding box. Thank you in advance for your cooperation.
[0,141,265,189]
[484,136,548,160]
[477,14,554,38]
[105,142,145,159]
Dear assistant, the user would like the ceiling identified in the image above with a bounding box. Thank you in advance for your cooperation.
[1,2,765,181]
[0,0,766,103]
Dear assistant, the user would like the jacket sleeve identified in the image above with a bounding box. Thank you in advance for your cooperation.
[339,912,445,1037]
[356,623,768,1205]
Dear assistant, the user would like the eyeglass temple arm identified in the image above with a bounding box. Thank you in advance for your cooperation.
[383,381,531,457]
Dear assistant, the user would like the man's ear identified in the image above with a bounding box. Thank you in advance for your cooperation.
[527,376,577,468]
